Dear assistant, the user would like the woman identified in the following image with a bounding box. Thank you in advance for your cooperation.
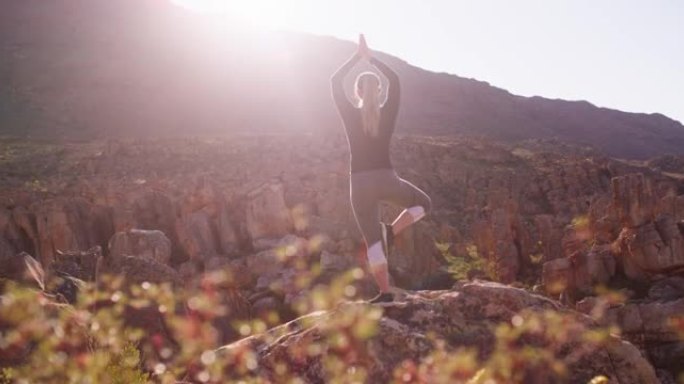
[330,35,432,303]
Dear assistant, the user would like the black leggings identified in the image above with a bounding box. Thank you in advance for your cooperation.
[350,168,432,247]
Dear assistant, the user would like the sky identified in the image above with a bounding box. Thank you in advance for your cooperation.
[171,0,684,123]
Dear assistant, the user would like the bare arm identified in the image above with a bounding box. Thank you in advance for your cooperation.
[330,52,362,117]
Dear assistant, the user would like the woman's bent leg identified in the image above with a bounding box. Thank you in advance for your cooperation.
[385,176,432,236]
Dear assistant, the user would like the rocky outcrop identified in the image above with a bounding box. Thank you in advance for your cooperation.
[472,201,530,283]
[543,173,684,298]
[1,137,682,288]
[108,229,172,266]
[612,173,657,227]
[577,276,684,378]
[51,246,103,282]
[108,255,183,287]
[648,154,684,174]
[245,182,294,244]
[614,216,684,280]
[218,281,658,383]
[31,198,112,267]
[542,245,616,298]
[609,174,684,281]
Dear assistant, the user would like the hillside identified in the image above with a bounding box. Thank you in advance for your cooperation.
[1,0,683,159]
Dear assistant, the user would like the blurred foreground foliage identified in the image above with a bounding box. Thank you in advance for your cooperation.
[0,265,679,383]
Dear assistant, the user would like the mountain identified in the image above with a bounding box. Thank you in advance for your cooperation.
[1,0,683,159]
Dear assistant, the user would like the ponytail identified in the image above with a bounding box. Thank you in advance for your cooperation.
[355,72,381,137]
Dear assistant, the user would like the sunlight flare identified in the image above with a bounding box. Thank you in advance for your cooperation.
[171,0,313,29]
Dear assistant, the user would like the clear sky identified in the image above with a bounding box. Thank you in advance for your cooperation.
[172,0,684,123]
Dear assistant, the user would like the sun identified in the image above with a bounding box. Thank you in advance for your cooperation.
[171,0,302,29]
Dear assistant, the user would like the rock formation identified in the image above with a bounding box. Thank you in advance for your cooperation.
[218,281,658,383]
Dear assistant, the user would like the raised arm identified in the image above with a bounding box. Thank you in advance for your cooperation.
[369,56,400,113]
[330,52,362,117]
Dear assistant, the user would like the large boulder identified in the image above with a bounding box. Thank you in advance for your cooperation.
[107,255,183,286]
[108,229,172,266]
[245,182,294,243]
[542,245,616,300]
[613,214,684,281]
[388,221,444,289]
[578,286,684,378]
[218,282,658,383]
[111,190,183,263]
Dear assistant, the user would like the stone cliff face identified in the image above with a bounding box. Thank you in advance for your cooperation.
[1,134,682,288]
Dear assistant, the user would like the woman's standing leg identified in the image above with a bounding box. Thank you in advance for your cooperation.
[350,175,391,293]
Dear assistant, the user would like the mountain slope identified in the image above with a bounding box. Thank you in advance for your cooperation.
[1,0,683,159]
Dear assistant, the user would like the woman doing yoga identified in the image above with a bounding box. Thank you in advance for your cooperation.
[331,35,432,303]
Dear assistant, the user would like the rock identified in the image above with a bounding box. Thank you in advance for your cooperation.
[255,268,298,297]
[584,246,616,286]
[10,206,40,257]
[0,208,20,258]
[301,215,350,241]
[567,246,616,293]
[252,234,308,254]
[472,206,524,283]
[614,215,684,281]
[111,190,184,263]
[175,210,219,262]
[648,276,684,300]
[541,257,572,295]
[247,235,311,278]
[656,194,684,222]
[389,221,444,288]
[32,198,112,267]
[543,244,616,300]
[108,229,172,266]
[177,261,200,282]
[216,205,241,257]
[245,182,293,243]
[109,255,183,286]
[0,238,19,278]
[217,281,658,383]
[533,214,564,262]
[599,298,684,377]
[0,252,37,283]
[656,369,678,384]
[611,173,656,227]
[587,195,619,244]
[247,249,283,278]
[51,246,103,282]
[251,296,282,321]
[319,250,353,273]
[574,296,600,315]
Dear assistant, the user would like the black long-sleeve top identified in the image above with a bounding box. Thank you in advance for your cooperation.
[331,53,401,174]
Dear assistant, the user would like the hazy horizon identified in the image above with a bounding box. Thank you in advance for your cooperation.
[171,0,684,124]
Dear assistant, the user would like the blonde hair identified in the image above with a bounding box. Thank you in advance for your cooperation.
[355,72,382,137]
